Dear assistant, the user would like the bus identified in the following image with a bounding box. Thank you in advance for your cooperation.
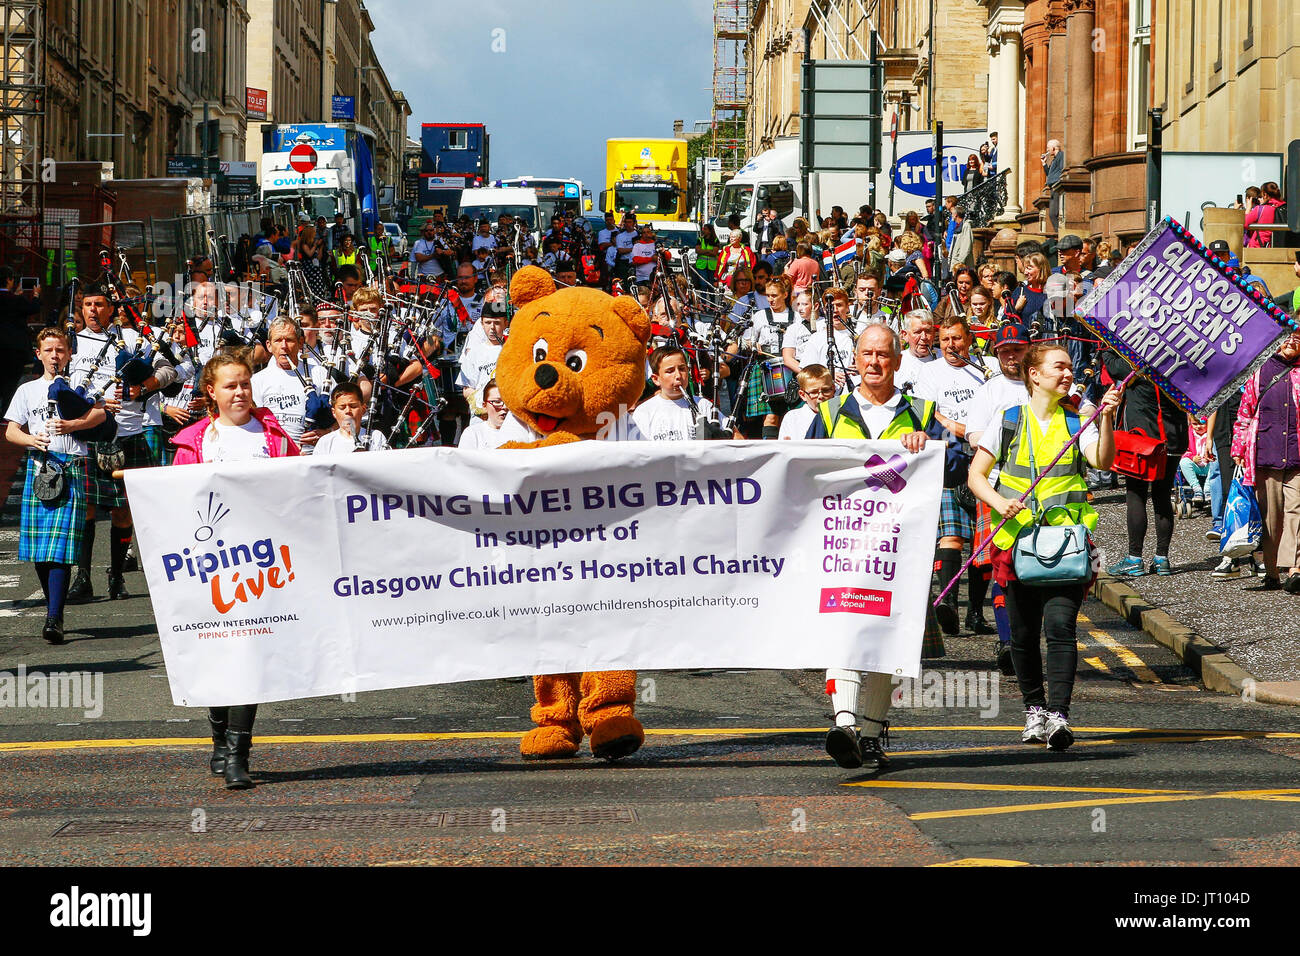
[496,177,590,226]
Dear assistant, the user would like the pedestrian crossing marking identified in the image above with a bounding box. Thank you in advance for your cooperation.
[849,780,1194,795]
[928,858,1030,867]
[906,787,1300,821]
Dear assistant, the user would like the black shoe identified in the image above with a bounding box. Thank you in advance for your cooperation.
[935,602,959,636]
[41,615,65,645]
[123,546,139,573]
[107,572,129,601]
[223,730,254,789]
[825,725,864,769]
[996,642,1016,677]
[1247,576,1281,592]
[66,569,93,604]
[1284,574,1300,595]
[860,734,890,770]
[208,715,229,776]
[965,609,995,635]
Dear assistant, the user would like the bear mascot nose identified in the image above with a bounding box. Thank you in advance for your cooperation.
[534,363,559,389]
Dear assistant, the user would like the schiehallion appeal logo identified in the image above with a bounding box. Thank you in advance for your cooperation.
[160,492,298,614]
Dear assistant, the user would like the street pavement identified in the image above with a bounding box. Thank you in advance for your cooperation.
[1092,487,1300,682]
[2,489,1299,866]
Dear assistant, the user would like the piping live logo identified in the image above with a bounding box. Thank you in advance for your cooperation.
[159,493,297,614]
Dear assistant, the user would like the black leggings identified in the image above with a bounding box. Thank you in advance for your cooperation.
[1004,580,1086,716]
[1125,461,1177,557]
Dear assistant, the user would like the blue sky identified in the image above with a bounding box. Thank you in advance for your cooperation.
[368,0,715,199]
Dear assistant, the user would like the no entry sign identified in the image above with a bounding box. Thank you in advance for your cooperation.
[289,144,317,174]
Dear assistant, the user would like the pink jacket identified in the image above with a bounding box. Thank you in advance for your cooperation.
[1244,198,1283,248]
[170,408,301,465]
[1230,364,1300,487]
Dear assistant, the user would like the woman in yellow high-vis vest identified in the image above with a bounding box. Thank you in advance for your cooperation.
[967,343,1120,752]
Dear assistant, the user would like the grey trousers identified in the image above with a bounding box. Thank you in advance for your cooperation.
[1256,466,1300,574]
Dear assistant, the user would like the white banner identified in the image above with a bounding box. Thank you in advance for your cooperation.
[126,441,943,706]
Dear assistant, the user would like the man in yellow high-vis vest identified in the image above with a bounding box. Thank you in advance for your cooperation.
[806,323,930,770]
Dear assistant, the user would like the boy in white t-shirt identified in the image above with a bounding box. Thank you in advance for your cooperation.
[631,346,715,442]
[313,382,389,456]
[778,364,834,439]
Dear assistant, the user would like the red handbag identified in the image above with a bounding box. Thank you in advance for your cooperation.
[1112,387,1168,481]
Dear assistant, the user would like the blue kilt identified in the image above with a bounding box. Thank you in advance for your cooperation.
[87,432,158,509]
[937,487,975,541]
[19,453,89,564]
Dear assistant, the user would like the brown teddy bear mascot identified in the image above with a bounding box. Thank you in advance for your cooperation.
[495,265,651,760]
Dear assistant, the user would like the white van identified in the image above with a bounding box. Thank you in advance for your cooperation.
[714,130,990,234]
[458,186,541,250]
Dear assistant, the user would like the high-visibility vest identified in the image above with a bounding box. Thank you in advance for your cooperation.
[335,250,357,268]
[696,239,718,272]
[991,403,1096,550]
[818,390,934,440]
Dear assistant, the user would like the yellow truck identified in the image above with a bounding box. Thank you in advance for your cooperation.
[601,138,689,223]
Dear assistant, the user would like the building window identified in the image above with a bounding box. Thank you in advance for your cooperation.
[448,130,467,150]
[1244,0,1253,51]
[1130,0,1151,147]
[1213,0,1223,74]
[1184,0,1195,95]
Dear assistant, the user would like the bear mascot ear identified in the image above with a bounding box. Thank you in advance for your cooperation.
[510,266,557,307]
[610,295,652,346]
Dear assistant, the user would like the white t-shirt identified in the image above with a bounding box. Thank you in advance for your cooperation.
[781,318,820,359]
[912,357,987,424]
[631,394,716,442]
[965,373,1029,445]
[896,348,936,392]
[743,306,794,354]
[631,241,658,281]
[456,339,503,389]
[71,327,154,437]
[613,228,638,258]
[978,405,1099,470]
[497,410,645,444]
[202,419,270,464]
[314,427,388,457]
[4,377,90,456]
[457,416,509,450]
[251,361,331,445]
[800,326,859,387]
[778,403,817,440]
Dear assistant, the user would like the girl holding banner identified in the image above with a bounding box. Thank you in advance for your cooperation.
[967,344,1120,751]
[170,351,301,789]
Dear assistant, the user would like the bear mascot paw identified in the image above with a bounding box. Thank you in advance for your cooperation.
[496,266,651,761]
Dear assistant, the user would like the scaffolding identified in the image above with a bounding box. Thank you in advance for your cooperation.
[711,0,749,177]
[0,0,43,218]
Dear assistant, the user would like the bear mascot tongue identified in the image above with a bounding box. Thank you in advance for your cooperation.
[494,265,651,760]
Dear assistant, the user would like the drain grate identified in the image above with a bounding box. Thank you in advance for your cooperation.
[52,806,637,836]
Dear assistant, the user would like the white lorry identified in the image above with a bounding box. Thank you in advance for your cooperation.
[713,130,990,233]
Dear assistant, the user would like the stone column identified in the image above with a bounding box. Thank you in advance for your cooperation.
[989,23,1024,218]
[1063,0,1095,178]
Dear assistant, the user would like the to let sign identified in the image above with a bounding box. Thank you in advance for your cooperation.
[246,87,267,121]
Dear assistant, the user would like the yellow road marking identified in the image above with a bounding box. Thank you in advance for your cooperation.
[908,787,1300,821]
[1084,656,1113,675]
[929,858,1030,867]
[848,780,1193,795]
[1090,630,1163,683]
[0,727,1296,754]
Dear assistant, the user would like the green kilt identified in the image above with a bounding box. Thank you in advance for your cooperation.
[743,362,770,418]
[87,432,157,509]
[18,453,89,564]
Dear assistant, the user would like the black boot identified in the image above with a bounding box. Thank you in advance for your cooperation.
[107,571,129,601]
[41,614,65,645]
[66,569,93,604]
[208,714,229,775]
[223,731,254,789]
[965,608,996,635]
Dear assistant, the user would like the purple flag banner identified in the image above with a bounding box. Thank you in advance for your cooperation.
[1073,217,1298,414]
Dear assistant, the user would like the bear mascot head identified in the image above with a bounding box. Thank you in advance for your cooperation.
[495,266,650,448]
[495,265,650,760]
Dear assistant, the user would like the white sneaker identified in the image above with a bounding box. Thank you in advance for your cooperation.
[1045,711,1074,751]
[1210,556,1239,579]
[1022,706,1048,744]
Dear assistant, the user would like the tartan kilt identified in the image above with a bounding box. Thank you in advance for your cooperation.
[141,425,165,464]
[921,601,945,659]
[18,453,89,564]
[936,487,975,540]
[971,501,994,569]
[87,433,157,509]
[742,362,770,419]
